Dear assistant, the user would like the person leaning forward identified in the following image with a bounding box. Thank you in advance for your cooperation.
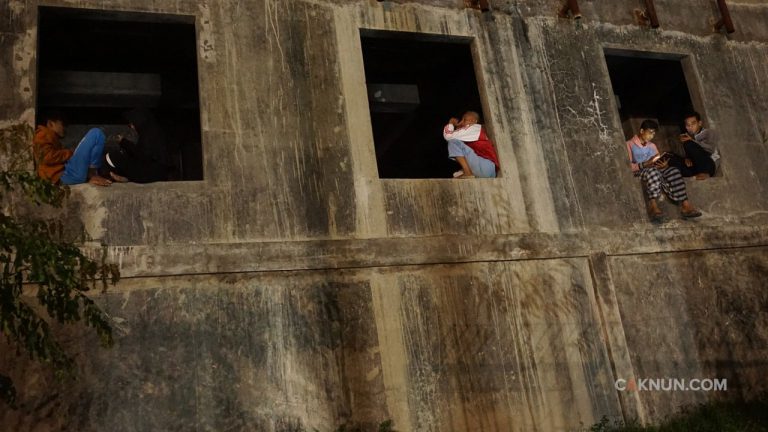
[33,111,112,186]
[443,111,499,179]
[626,119,702,222]
[102,108,169,184]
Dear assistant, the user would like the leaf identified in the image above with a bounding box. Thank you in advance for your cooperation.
[0,122,120,408]
[0,373,17,408]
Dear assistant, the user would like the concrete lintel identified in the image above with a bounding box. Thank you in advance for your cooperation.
[100,223,768,278]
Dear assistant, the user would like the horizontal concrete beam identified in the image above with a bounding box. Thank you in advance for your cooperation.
[39,71,161,107]
[41,71,162,96]
[367,83,420,113]
[97,223,768,278]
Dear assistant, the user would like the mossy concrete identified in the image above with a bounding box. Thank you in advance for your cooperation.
[1,0,767,430]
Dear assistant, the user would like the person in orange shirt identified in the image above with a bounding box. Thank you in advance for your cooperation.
[33,111,111,186]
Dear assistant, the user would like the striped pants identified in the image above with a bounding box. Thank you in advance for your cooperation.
[640,166,688,202]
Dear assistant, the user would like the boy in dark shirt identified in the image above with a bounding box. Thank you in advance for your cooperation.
[678,111,720,180]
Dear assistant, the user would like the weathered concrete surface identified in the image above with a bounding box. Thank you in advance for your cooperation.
[4,249,764,430]
[384,259,619,431]
[516,17,768,229]
[2,0,768,430]
[96,220,768,278]
[2,260,622,431]
[1,272,388,432]
[610,247,768,422]
[1,0,764,242]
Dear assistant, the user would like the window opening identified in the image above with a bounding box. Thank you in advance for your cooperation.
[604,50,697,156]
[360,30,487,179]
[36,7,203,181]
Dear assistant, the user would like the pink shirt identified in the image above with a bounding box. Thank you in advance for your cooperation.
[626,135,659,173]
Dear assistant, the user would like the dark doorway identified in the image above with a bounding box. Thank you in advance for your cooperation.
[36,7,203,181]
[360,30,486,179]
[604,50,697,153]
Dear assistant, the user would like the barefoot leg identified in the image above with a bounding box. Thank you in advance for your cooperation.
[454,156,473,177]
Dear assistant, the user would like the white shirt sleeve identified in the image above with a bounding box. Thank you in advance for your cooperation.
[443,124,482,142]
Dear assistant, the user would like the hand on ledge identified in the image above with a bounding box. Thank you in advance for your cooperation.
[88,175,112,187]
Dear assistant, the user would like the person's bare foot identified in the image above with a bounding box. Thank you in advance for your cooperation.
[457,174,476,179]
[648,199,661,214]
[648,199,663,221]
[110,172,129,183]
[88,175,112,187]
[695,173,710,180]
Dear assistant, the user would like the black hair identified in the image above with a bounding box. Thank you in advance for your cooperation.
[40,109,65,125]
[123,108,169,166]
[640,119,658,131]
[685,111,702,122]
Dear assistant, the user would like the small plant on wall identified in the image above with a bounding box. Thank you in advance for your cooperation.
[334,419,395,432]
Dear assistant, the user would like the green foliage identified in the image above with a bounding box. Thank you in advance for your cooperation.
[589,416,644,432]
[378,419,393,432]
[589,397,768,432]
[0,123,119,408]
[333,419,395,432]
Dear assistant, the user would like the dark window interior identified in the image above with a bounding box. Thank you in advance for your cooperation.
[605,52,695,151]
[361,30,485,179]
[37,7,203,181]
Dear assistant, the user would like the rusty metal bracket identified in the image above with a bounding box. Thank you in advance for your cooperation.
[557,0,581,20]
[634,0,660,28]
[465,0,491,12]
[713,0,735,34]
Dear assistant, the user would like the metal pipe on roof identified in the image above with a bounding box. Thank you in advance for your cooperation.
[558,0,582,20]
[644,0,660,28]
[714,0,736,34]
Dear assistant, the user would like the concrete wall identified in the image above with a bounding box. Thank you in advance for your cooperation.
[2,0,768,430]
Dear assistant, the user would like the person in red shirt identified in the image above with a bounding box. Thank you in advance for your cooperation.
[443,111,499,179]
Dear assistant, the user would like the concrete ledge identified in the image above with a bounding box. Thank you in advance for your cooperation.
[99,222,768,278]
